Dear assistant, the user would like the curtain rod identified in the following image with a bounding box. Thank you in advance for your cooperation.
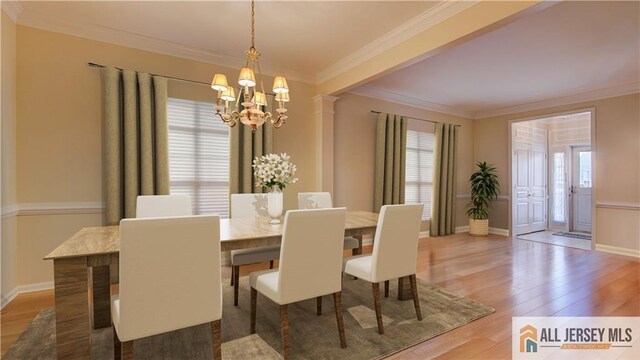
[87,62,211,86]
[370,110,461,127]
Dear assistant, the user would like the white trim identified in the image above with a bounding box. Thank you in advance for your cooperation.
[475,83,640,119]
[349,85,473,118]
[596,201,640,211]
[489,227,510,236]
[455,225,469,233]
[0,288,18,309]
[317,1,479,84]
[456,194,509,201]
[0,281,54,309]
[595,244,640,259]
[0,0,22,22]
[419,230,430,238]
[15,10,314,84]
[1,202,104,219]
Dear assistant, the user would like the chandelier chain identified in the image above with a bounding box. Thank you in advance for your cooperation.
[250,0,255,49]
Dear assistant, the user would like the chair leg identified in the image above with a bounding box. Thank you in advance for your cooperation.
[384,280,389,298]
[333,291,347,348]
[280,304,290,360]
[122,340,134,360]
[113,327,121,360]
[372,282,384,335]
[250,287,257,334]
[211,320,221,360]
[270,260,274,269]
[409,274,422,321]
[230,265,234,286]
[234,265,240,306]
[317,296,322,316]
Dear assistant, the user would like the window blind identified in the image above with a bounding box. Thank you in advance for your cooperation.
[168,98,230,217]
[405,130,434,220]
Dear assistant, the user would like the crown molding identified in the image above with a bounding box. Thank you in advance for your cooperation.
[1,0,22,22]
[349,85,474,119]
[15,10,315,84]
[316,1,479,84]
[474,83,640,119]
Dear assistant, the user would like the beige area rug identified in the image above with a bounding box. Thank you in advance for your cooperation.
[2,275,494,359]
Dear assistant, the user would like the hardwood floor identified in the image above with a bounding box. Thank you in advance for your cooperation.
[1,233,638,358]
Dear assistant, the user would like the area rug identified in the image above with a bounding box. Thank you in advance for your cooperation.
[552,231,592,240]
[2,275,494,359]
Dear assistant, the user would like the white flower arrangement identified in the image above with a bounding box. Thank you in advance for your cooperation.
[252,153,299,191]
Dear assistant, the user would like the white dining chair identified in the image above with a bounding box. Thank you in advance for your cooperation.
[136,194,192,218]
[230,193,281,306]
[113,215,222,360]
[250,208,348,359]
[297,192,360,255]
[342,204,423,335]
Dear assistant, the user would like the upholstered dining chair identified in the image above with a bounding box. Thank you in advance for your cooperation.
[250,208,348,359]
[297,192,360,255]
[136,194,192,218]
[230,193,281,306]
[342,204,424,335]
[113,215,222,360]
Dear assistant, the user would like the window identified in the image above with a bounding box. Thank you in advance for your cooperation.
[168,98,229,217]
[405,130,434,220]
[552,152,566,223]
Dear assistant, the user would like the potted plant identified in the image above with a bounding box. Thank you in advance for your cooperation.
[466,161,500,236]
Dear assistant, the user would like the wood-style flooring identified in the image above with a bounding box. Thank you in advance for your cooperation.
[1,233,639,359]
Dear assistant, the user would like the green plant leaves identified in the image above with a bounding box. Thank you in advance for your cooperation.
[466,161,500,220]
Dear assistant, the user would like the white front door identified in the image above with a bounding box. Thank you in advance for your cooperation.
[513,142,547,235]
[571,147,592,233]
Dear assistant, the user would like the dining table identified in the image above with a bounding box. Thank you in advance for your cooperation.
[44,210,414,360]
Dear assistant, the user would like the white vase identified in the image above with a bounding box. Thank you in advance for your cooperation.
[267,189,283,224]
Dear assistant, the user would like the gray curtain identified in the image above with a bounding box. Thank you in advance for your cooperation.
[374,113,408,212]
[229,123,273,194]
[102,67,169,225]
[431,123,458,236]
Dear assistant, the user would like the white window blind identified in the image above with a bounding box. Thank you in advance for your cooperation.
[168,98,230,217]
[405,130,434,220]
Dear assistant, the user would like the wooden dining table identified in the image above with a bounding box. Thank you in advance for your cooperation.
[44,210,411,359]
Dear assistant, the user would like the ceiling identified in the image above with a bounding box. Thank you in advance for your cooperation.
[5,1,639,118]
[352,0,640,118]
[13,1,436,79]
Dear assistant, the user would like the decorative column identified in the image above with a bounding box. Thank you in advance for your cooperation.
[312,95,339,194]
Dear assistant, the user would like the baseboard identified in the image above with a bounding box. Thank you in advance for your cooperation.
[595,244,640,258]
[489,227,510,236]
[454,225,510,236]
[0,287,19,309]
[419,230,430,238]
[0,281,54,309]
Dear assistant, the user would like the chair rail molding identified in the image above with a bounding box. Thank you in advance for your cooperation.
[1,202,105,219]
[595,201,640,211]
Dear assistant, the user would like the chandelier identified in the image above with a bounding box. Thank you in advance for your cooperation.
[210,0,290,132]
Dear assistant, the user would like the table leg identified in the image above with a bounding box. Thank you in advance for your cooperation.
[92,265,111,329]
[397,276,413,301]
[353,234,363,255]
[54,257,91,360]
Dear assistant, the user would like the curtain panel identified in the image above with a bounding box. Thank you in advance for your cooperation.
[430,123,458,236]
[229,123,273,194]
[102,67,170,225]
[374,113,408,213]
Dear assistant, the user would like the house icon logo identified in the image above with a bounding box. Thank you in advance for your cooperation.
[520,325,538,353]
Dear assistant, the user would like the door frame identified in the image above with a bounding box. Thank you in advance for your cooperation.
[508,108,596,250]
[569,145,593,233]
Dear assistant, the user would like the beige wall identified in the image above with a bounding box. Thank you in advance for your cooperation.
[333,93,474,231]
[12,25,318,286]
[1,10,19,301]
[474,93,640,251]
